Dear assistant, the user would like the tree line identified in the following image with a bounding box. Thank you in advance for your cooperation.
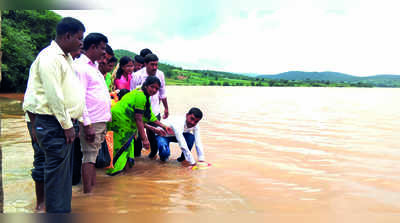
[1,10,61,92]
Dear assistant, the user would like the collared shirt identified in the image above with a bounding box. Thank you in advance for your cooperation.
[161,116,205,164]
[23,41,86,129]
[130,68,166,115]
[74,54,111,125]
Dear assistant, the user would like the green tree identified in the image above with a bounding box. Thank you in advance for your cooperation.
[165,70,173,78]
[114,49,136,59]
[1,10,61,92]
[222,81,230,86]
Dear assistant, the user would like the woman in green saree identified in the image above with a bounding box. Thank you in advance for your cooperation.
[106,76,172,175]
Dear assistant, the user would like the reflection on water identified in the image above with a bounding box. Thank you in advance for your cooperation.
[0,97,24,118]
[0,96,32,212]
[1,87,400,220]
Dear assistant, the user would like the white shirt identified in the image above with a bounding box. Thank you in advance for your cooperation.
[130,68,166,115]
[161,116,205,164]
[23,41,85,129]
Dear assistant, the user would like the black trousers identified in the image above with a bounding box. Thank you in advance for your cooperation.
[34,114,77,213]
[27,122,45,182]
[71,127,82,186]
[134,114,160,158]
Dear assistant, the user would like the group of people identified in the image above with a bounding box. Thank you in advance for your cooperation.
[22,17,206,214]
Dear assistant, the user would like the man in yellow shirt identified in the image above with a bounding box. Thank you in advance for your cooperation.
[23,17,87,213]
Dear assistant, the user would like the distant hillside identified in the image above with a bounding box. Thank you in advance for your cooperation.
[113,49,400,87]
[256,71,400,87]
[362,75,400,81]
[258,71,400,81]
[189,69,249,80]
[257,71,360,82]
[114,49,137,59]
[359,75,400,87]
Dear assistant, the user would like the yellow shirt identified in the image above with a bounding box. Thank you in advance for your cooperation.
[23,41,85,129]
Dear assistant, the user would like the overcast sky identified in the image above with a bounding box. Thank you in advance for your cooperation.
[54,0,400,76]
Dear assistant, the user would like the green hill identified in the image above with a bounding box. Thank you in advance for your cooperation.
[258,71,359,82]
[114,49,137,59]
[111,49,400,88]
[257,71,400,87]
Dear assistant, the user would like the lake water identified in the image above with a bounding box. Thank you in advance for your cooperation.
[1,87,400,221]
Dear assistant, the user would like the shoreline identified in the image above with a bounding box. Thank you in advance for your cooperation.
[0,93,24,102]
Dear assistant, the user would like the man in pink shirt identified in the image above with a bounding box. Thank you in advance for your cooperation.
[74,33,110,193]
[130,53,169,159]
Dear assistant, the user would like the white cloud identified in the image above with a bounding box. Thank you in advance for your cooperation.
[54,1,400,76]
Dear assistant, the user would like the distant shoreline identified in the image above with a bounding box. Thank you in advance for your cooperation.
[0,94,24,102]
[1,84,398,96]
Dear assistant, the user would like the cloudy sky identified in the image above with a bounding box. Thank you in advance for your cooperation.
[54,0,400,76]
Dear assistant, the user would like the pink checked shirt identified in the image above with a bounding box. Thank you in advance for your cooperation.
[74,54,111,125]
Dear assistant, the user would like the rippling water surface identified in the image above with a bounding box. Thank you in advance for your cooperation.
[1,87,400,221]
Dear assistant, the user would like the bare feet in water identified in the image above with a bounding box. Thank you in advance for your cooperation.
[35,202,45,213]
[149,154,158,160]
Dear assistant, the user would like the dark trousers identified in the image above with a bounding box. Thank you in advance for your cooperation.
[156,133,195,161]
[34,114,76,213]
[134,114,161,158]
[27,122,45,182]
[71,129,82,186]
[29,121,81,185]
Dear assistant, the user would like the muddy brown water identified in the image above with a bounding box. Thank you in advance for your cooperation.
[0,87,399,221]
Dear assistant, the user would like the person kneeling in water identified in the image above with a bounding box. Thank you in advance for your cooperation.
[149,107,206,166]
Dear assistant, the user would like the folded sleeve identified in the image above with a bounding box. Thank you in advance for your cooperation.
[172,124,195,164]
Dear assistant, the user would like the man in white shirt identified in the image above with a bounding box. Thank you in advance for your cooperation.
[23,17,85,213]
[130,53,169,159]
[150,107,205,166]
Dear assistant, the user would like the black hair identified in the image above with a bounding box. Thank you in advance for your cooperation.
[140,48,152,57]
[83,33,108,51]
[142,75,161,89]
[116,56,133,79]
[134,55,145,64]
[140,76,161,119]
[117,89,130,100]
[188,107,203,119]
[56,17,85,36]
[106,44,114,56]
[144,53,159,64]
[108,56,118,64]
